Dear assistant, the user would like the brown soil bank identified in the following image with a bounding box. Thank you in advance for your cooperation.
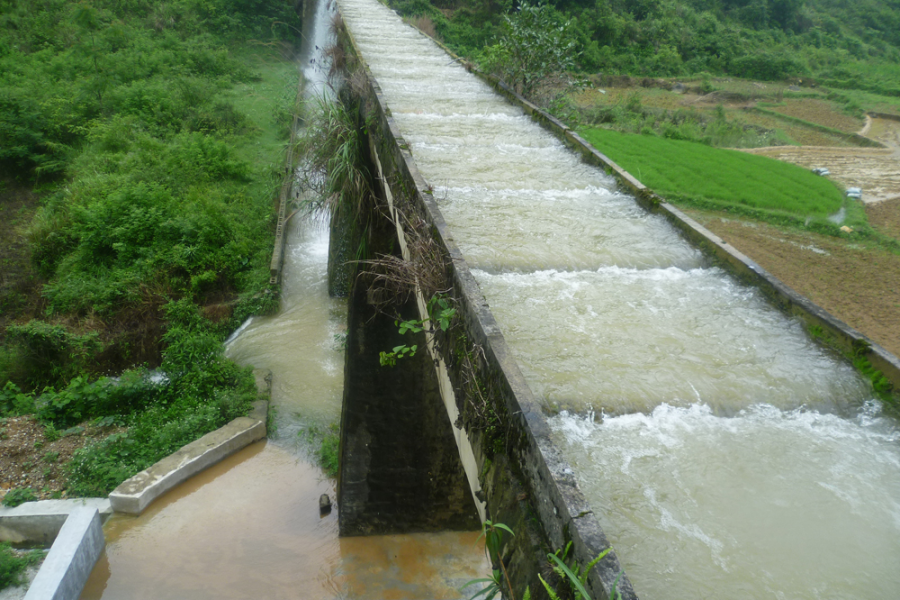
[685,206,900,358]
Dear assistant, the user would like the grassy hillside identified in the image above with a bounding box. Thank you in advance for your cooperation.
[0,0,302,498]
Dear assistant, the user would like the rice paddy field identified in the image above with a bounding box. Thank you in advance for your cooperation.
[577,127,848,223]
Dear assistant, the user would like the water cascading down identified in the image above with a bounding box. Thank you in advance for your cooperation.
[336,1,900,598]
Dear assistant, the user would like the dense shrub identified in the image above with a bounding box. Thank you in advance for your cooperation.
[0,542,44,591]
[0,0,296,499]
[389,0,900,86]
[5,322,102,388]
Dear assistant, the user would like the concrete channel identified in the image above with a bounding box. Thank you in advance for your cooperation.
[333,3,900,599]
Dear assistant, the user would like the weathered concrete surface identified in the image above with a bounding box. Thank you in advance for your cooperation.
[109,414,266,515]
[337,204,481,535]
[338,20,635,600]
[337,16,899,600]
[0,500,110,547]
[23,507,104,600]
[0,500,111,546]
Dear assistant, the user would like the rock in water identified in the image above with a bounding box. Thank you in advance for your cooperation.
[319,494,332,515]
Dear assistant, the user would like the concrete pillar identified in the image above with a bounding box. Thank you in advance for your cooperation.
[337,253,480,536]
[327,207,355,298]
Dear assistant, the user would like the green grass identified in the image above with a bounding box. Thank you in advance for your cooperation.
[0,0,297,496]
[751,106,880,147]
[228,49,300,173]
[579,127,851,225]
[0,543,44,591]
[298,421,340,477]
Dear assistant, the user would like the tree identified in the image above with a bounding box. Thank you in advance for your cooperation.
[480,1,578,97]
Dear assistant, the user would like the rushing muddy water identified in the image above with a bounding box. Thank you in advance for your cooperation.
[79,1,487,598]
[336,1,900,598]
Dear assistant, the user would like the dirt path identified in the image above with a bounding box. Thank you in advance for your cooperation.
[685,207,900,357]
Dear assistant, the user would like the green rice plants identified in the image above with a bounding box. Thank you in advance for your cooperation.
[578,127,856,233]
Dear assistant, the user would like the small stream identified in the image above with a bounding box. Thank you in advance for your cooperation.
[78,1,488,597]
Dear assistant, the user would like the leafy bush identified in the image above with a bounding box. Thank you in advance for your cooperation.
[1,488,37,508]
[58,323,257,495]
[0,0,288,501]
[479,2,578,97]
[65,366,255,496]
[5,321,101,388]
[0,382,35,416]
[729,53,808,81]
[33,370,162,428]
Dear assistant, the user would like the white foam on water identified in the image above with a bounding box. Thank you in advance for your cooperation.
[549,404,900,600]
[473,266,868,414]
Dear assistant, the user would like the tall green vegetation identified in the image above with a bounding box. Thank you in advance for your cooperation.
[1,0,299,382]
[295,95,371,220]
[0,543,44,591]
[479,2,578,96]
[387,0,900,95]
[0,0,300,496]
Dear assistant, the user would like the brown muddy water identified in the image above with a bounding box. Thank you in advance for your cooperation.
[79,182,487,600]
[80,441,485,600]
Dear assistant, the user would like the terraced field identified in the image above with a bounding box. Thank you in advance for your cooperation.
[744,117,900,204]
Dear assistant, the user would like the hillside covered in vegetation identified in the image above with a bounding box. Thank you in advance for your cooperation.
[0,0,301,497]
[391,0,900,95]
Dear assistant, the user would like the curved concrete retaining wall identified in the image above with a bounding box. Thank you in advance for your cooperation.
[2,370,270,600]
[108,369,271,516]
[339,19,636,600]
